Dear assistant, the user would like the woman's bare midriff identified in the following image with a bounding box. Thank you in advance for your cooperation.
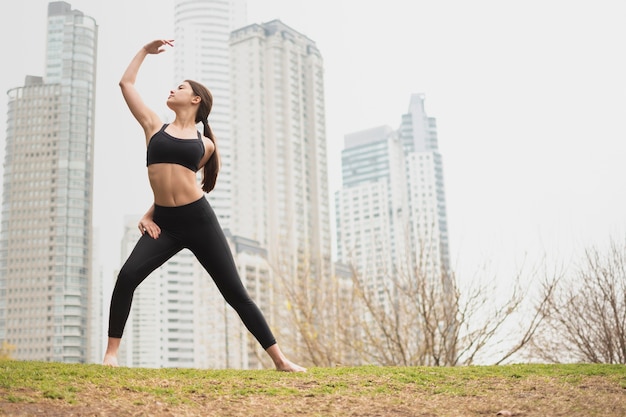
[148,164,204,207]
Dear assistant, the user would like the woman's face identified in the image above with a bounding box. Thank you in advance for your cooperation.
[166,81,198,109]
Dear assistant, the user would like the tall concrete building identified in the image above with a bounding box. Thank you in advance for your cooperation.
[173,0,248,228]
[230,20,331,270]
[0,1,97,363]
[229,20,332,354]
[335,126,409,293]
[400,94,450,275]
[89,228,104,364]
[336,94,450,291]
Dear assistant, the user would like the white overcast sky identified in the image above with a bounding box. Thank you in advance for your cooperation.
[1,0,625,285]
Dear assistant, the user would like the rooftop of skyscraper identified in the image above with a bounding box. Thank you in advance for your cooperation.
[344,125,395,149]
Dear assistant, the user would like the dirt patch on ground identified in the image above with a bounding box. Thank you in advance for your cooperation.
[2,375,624,416]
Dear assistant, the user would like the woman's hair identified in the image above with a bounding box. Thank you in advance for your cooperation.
[186,79,220,192]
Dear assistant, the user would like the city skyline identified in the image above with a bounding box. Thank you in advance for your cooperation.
[1,0,625,304]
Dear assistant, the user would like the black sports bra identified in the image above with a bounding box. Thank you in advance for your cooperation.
[146,124,205,172]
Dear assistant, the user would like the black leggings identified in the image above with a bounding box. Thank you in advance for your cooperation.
[107,197,277,350]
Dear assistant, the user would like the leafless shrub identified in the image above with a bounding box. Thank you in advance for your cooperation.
[532,239,626,364]
[343,256,550,366]
[273,248,551,366]
[271,255,351,367]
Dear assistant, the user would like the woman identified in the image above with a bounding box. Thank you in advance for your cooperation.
[103,39,306,372]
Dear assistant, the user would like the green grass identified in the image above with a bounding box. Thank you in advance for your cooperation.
[0,360,624,416]
[0,360,623,399]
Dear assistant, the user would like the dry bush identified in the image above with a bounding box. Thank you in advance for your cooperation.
[274,249,551,366]
[532,239,626,364]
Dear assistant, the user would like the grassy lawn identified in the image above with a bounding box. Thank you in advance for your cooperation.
[0,360,624,416]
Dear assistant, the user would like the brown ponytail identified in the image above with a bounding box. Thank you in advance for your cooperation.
[185,79,220,193]
[201,119,219,192]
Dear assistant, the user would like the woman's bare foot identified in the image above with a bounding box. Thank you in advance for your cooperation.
[265,344,307,372]
[275,359,307,372]
[103,337,122,367]
[102,353,119,367]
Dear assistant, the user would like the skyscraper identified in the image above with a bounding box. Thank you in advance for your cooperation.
[336,94,450,291]
[335,126,408,290]
[230,20,332,355]
[400,94,450,275]
[230,20,331,267]
[0,1,98,363]
[173,0,248,228]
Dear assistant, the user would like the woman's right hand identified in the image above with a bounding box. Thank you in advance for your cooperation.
[142,39,174,55]
[138,215,161,239]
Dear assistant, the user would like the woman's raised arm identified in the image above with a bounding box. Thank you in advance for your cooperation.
[119,40,174,139]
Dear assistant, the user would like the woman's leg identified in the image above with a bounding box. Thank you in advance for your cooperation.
[189,220,277,349]
[104,232,182,366]
[188,202,306,371]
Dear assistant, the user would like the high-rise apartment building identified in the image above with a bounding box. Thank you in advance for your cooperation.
[229,20,332,355]
[173,0,248,228]
[400,94,450,275]
[335,126,409,291]
[0,1,97,363]
[230,20,331,270]
[336,94,450,288]
[89,228,104,364]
